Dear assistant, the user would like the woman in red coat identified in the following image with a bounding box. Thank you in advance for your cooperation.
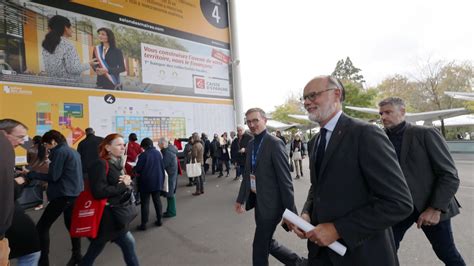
[124,133,142,175]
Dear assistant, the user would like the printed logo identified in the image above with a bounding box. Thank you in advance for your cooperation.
[84,200,92,209]
[195,78,206,89]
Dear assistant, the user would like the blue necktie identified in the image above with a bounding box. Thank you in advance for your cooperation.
[315,128,327,179]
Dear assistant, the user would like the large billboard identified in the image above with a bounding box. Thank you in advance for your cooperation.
[0,0,232,98]
[0,0,234,162]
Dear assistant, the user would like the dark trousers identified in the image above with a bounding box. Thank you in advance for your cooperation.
[81,231,138,266]
[393,208,465,266]
[194,166,205,192]
[36,196,81,266]
[139,191,162,225]
[219,159,230,175]
[211,157,219,174]
[236,164,245,178]
[253,208,302,266]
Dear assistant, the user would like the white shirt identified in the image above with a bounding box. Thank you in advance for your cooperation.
[317,110,343,151]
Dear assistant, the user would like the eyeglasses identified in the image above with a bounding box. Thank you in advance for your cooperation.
[245,118,260,125]
[300,88,335,102]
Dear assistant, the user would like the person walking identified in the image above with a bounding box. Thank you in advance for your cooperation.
[230,125,253,180]
[209,134,221,175]
[288,75,412,265]
[134,138,166,230]
[235,108,304,266]
[191,133,205,195]
[77,128,103,178]
[379,97,465,265]
[26,130,84,266]
[81,133,139,266]
[289,134,306,179]
[158,138,179,218]
[218,132,231,177]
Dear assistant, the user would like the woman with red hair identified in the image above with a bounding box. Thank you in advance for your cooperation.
[81,134,139,266]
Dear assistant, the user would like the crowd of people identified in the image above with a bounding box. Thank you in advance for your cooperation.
[0,122,193,265]
[0,75,467,266]
[0,117,305,266]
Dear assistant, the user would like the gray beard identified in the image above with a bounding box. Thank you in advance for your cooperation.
[308,104,336,123]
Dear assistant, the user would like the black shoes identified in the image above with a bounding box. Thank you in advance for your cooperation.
[155,221,163,227]
[137,224,147,231]
[66,254,82,266]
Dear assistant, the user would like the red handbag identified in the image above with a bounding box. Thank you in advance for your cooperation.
[70,161,108,238]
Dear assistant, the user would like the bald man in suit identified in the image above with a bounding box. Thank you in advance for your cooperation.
[288,76,413,266]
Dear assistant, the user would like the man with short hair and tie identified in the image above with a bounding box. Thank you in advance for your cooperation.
[235,108,305,266]
[288,75,413,265]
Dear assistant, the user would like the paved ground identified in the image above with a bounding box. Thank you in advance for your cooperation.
[17,154,473,266]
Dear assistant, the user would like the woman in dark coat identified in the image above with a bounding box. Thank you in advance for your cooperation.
[81,133,139,266]
[133,138,165,230]
[92,28,126,90]
[183,136,194,186]
[218,132,231,177]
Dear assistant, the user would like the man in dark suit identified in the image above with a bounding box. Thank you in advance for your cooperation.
[77,128,103,178]
[230,125,253,180]
[235,108,304,266]
[378,97,465,265]
[289,76,413,266]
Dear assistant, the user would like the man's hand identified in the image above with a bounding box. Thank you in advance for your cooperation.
[417,207,441,228]
[14,176,26,185]
[288,213,310,239]
[234,202,245,214]
[305,223,340,246]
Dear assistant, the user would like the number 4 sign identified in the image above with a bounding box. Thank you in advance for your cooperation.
[200,0,229,29]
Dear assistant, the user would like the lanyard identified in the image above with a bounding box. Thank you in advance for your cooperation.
[251,134,266,173]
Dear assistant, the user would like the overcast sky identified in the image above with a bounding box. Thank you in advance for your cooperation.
[233,0,474,113]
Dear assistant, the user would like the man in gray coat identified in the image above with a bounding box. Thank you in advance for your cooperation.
[379,97,465,265]
[235,108,304,266]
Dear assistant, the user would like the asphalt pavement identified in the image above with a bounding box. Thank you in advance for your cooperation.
[17,153,473,266]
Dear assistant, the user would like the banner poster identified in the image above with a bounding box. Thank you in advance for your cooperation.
[0,0,232,99]
[0,1,235,164]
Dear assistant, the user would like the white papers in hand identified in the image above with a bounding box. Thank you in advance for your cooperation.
[282,209,347,256]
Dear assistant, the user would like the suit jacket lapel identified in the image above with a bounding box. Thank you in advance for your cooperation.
[308,136,318,184]
[400,123,413,167]
[318,114,349,181]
